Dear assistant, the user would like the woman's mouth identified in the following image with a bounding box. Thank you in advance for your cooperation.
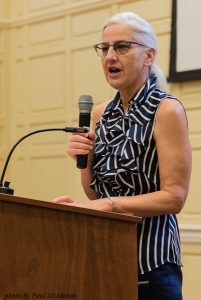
[108,67,121,74]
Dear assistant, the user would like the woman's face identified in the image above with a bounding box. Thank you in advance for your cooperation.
[101,23,154,99]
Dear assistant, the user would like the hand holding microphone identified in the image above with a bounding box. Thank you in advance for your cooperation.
[67,95,94,169]
[67,130,95,162]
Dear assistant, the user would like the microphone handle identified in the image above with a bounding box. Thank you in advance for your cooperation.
[77,113,90,169]
[77,155,88,169]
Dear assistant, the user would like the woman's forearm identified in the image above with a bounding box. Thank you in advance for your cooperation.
[81,168,99,200]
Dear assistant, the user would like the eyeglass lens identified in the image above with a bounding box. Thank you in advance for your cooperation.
[96,41,131,56]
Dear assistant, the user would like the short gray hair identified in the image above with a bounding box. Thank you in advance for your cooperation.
[103,12,167,90]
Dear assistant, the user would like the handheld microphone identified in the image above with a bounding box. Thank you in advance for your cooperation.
[77,95,93,169]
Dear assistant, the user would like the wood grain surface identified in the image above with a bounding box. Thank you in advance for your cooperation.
[0,194,142,300]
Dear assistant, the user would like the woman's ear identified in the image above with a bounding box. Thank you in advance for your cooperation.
[144,48,155,67]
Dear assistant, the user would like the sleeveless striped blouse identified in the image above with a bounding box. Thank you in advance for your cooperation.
[90,74,182,274]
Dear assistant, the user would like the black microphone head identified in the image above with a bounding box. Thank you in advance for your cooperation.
[78,95,93,114]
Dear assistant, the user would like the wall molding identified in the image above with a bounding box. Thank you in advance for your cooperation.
[179,225,201,244]
[0,0,118,27]
[3,0,171,30]
[0,20,9,28]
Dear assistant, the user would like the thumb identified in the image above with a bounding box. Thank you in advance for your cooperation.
[88,130,96,141]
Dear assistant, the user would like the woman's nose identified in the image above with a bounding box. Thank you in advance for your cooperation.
[105,46,117,59]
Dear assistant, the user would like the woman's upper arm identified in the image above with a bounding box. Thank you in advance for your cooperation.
[154,99,192,211]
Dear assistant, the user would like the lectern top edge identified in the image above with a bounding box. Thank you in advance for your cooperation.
[0,193,143,223]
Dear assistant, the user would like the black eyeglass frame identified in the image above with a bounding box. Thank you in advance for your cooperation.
[94,40,145,57]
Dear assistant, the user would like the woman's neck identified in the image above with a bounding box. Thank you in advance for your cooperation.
[120,70,149,112]
[120,81,145,113]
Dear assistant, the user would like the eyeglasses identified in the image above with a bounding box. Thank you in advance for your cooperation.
[94,40,145,57]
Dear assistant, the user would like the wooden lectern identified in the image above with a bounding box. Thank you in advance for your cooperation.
[0,193,142,300]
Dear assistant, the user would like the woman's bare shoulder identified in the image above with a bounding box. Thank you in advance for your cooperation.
[154,98,188,138]
[157,98,185,117]
[92,100,111,127]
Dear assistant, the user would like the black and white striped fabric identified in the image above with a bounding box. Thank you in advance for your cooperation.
[90,74,182,274]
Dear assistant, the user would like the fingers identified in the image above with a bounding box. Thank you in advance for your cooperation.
[67,131,95,160]
[52,195,74,204]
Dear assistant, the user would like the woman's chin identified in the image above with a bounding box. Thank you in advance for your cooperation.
[107,78,123,90]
